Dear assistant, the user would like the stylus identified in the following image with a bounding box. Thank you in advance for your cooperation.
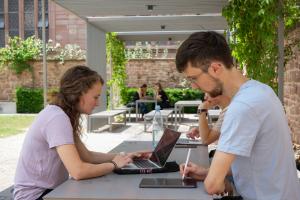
[182,148,191,180]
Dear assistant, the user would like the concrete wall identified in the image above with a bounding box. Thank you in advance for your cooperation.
[125,59,185,88]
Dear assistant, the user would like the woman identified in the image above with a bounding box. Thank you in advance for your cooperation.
[133,84,149,117]
[153,82,170,109]
[14,66,147,200]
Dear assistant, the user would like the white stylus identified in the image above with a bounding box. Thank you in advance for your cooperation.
[182,148,191,180]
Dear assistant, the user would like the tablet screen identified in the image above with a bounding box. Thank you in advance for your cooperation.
[139,178,197,188]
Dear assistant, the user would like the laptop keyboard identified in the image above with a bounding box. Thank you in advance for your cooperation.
[134,160,158,168]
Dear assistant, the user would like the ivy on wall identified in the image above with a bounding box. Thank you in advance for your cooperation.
[222,0,300,92]
[0,36,41,87]
[0,36,86,88]
[106,32,127,108]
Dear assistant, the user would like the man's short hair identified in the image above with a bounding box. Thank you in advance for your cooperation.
[176,31,233,73]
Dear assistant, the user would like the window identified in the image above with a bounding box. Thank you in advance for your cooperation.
[24,0,35,38]
[0,0,49,46]
[38,0,48,41]
[0,0,4,47]
[8,0,19,37]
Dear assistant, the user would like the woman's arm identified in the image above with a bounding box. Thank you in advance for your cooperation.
[56,144,132,180]
[75,139,117,164]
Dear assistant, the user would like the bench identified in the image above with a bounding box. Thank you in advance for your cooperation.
[143,109,174,132]
[87,110,127,132]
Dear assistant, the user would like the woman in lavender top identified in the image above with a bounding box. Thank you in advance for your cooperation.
[14,66,147,200]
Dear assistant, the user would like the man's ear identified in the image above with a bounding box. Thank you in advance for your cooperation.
[208,62,223,77]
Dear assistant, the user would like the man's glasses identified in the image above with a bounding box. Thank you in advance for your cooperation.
[185,71,206,83]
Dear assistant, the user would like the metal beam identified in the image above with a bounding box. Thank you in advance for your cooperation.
[42,0,48,107]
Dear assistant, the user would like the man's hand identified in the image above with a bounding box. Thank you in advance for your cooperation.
[186,127,200,139]
[179,162,208,181]
[200,95,222,110]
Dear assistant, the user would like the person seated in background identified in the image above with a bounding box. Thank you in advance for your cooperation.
[153,82,171,109]
[133,84,149,117]
[13,66,150,200]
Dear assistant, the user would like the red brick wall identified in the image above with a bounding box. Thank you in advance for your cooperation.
[49,1,87,49]
[0,60,85,101]
[125,59,185,88]
[284,26,300,144]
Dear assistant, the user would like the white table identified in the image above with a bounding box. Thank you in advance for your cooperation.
[45,141,212,200]
[208,109,222,124]
[87,110,127,132]
[135,99,157,122]
[174,100,202,129]
[143,109,174,132]
[114,106,134,122]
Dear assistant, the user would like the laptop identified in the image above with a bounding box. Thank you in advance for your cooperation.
[120,128,181,170]
[176,138,202,146]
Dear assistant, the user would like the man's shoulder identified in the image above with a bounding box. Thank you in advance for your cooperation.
[232,80,276,107]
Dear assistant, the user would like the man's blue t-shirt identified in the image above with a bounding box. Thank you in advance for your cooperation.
[217,80,300,200]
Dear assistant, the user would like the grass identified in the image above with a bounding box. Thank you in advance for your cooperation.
[0,115,36,138]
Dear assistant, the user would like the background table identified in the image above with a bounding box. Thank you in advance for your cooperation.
[45,141,212,200]
[174,100,202,129]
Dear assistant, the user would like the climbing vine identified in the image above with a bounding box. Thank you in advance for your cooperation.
[106,32,127,108]
[222,0,300,92]
[0,36,41,87]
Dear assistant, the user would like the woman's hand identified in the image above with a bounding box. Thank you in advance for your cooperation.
[126,150,152,160]
[179,162,208,181]
[112,154,132,168]
[186,127,200,139]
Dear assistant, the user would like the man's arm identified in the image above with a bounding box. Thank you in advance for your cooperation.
[204,151,235,195]
[198,111,220,144]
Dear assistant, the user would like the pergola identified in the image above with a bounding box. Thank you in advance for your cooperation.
[44,0,284,112]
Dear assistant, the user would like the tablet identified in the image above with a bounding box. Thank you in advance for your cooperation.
[139,178,197,188]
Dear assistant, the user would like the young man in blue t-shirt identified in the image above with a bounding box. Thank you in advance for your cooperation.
[176,31,300,200]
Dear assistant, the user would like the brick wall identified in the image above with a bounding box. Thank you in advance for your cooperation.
[126,59,185,88]
[49,1,87,49]
[0,60,85,101]
[284,26,300,144]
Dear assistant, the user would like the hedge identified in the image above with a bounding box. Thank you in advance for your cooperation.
[121,88,204,113]
[16,87,44,113]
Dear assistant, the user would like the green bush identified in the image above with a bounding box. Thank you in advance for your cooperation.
[122,87,204,113]
[16,87,44,113]
[166,88,204,113]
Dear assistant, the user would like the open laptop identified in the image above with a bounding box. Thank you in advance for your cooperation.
[176,138,202,146]
[120,128,181,170]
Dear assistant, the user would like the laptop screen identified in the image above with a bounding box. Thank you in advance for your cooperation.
[149,128,181,167]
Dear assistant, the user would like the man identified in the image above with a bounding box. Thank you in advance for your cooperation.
[176,31,300,200]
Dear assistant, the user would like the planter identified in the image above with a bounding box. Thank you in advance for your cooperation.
[0,101,16,114]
